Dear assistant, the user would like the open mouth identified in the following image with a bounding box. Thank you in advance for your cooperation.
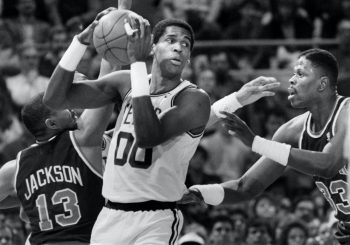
[170,58,182,65]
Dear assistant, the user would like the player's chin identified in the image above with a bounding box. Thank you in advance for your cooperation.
[68,122,79,131]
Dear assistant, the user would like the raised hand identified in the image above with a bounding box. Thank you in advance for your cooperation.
[77,7,117,45]
[236,76,280,106]
[124,16,153,63]
[221,111,256,147]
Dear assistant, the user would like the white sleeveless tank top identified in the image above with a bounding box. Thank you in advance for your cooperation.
[103,80,203,202]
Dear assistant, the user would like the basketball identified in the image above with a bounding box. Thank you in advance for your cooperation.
[93,9,131,66]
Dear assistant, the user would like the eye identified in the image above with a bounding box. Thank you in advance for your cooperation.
[181,41,190,47]
[166,37,174,43]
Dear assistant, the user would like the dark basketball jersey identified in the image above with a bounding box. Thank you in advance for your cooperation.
[15,131,104,245]
[300,96,350,222]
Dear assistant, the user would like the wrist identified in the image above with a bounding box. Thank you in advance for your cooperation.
[130,62,150,97]
[252,136,291,166]
[189,184,224,206]
[59,36,87,71]
[76,34,90,45]
[212,92,242,118]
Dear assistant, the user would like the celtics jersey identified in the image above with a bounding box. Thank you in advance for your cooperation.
[299,96,350,222]
[103,80,203,203]
[15,131,104,244]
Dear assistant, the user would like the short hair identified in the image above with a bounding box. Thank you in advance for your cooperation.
[298,48,338,88]
[278,220,308,245]
[152,19,195,50]
[21,92,52,137]
[209,215,234,232]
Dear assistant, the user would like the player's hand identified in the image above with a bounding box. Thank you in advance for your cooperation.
[77,7,116,45]
[124,17,153,63]
[236,76,280,106]
[221,111,256,147]
[177,189,208,208]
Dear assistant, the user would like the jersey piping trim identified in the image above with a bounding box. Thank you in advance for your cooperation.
[13,151,22,194]
[149,79,188,97]
[170,82,205,138]
[298,113,309,149]
[332,97,349,135]
[69,131,103,179]
[306,96,342,138]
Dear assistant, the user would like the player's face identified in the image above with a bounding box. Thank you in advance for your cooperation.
[153,26,191,78]
[51,109,79,131]
[288,56,322,109]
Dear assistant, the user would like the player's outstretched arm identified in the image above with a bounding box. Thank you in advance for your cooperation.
[72,59,119,176]
[222,103,350,178]
[207,76,280,127]
[0,160,17,205]
[183,124,289,206]
[44,8,132,110]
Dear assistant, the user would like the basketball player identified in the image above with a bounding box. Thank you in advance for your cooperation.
[43,8,280,243]
[0,56,117,244]
[186,49,350,244]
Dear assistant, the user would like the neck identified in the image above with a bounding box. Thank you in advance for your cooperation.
[35,130,60,143]
[150,65,182,94]
[308,93,338,132]
[19,14,34,22]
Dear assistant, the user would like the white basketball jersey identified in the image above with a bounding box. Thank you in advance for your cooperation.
[103,80,203,202]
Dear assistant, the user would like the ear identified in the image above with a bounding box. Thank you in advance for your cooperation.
[45,118,58,130]
[318,76,328,91]
[150,44,156,56]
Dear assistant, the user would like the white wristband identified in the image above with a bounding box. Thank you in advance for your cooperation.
[59,36,87,72]
[212,92,242,118]
[252,136,291,166]
[130,62,150,97]
[189,184,224,206]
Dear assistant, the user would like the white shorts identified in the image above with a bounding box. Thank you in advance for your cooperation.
[90,206,183,245]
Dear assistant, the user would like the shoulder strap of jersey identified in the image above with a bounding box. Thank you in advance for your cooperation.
[332,96,350,135]
[298,112,310,149]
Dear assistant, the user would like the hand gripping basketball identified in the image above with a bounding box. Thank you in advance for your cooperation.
[77,7,116,45]
[124,18,153,63]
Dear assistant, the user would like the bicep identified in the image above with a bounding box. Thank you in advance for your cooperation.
[159,91,210,140]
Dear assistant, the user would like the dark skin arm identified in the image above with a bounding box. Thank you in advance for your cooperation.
[222,104,350,178]
[133,89,211,148]
[43,7,146,110]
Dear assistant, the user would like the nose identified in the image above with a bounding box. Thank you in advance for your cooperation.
[173,42,182,53]
[289,75,296,85]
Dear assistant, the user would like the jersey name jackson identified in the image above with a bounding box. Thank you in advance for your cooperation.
[23,165,83,200]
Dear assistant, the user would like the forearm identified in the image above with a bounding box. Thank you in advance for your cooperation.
[221,178,263,205]
[252,136,342,178]
[288,149,341,178]
[44,36,88,109]
[133,98,162,147]
[44,66,75,109]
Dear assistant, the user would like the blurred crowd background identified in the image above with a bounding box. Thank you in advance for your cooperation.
[0,0,350,244]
